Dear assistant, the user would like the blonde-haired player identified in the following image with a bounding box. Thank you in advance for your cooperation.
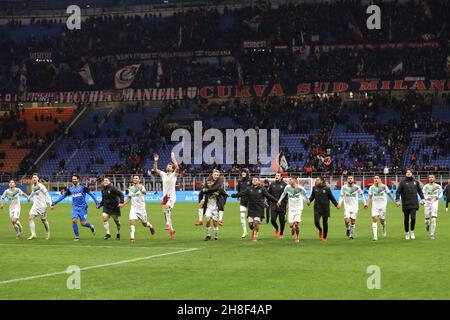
[367,176,399,241]
[422,174,443,240]
[1,180,29,239]
[119,175,155,243]
[277,176,307,243]
[153,152,179,240]
[27,173,52,240]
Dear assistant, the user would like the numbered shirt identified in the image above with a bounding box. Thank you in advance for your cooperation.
[159,171,178,198]
[279,185,307,211]
[128,185,146,212]
[30,183,51,208]
[422,183,442,204]
[368,184,390,208]
[339,184,365,211]
[1,188,25,210]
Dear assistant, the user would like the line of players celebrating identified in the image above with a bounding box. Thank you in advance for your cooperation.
[195,168,449,242]
[1,159,449,242]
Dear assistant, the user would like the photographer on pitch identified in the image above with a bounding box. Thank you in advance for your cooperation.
[395,169,425,240]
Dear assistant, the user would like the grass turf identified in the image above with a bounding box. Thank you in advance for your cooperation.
[0,202,449,299]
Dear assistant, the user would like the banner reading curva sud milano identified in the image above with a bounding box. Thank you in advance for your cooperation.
[1,79,449,103]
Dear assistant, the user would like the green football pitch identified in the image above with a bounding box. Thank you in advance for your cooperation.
[0,202,449,300]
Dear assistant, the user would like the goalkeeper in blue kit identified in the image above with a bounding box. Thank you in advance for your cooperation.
[51,175,100,241]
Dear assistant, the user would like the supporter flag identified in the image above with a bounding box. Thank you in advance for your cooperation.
[178,24,183,47]
[236,60,244,88]
[272,153,289,173]
[391,61,403,74]
[156,60,164,88]
[348,15,363,41]
[114,64,141,90]
[243,15,261,33]
[18,73,27,101]
[78,63,94,86]
[421,33,436,41]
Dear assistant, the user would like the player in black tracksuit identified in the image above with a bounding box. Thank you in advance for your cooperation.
[236,169,251,238]
[99,177,125,240]
[395,169,425,239]
[268,173,287,237]
[231,176,278,241]
[307,177,339,241]
[444,179,450,213]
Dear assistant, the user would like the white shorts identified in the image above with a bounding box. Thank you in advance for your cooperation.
[371,206,386,219]
[424,205,438,218]
[288,208,302,224]
[248,216,261,223]
[9,208,20,220]
[239,205,248,213]
[205,208,219,221]
[344,210,358,220]
[129,208,148,223]
[30,206,48,219]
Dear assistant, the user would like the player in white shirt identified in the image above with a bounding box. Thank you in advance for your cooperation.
[422,174,443,240]
[153,152,179,240]
[202,177,221,241]
[338,176,367,240]
[277,176,307,243]
[0,179,29,239]
[27,174,52,240]
[119,175,155,243]
[367,176,399,241]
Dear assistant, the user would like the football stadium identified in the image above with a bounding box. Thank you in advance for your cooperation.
[0,0,450,302]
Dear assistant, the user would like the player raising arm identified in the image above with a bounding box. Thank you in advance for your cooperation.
[154,152,179,240]
[27,173,52,240]
[1,180,29,239]
[119,175,155,243]
[367,176,399,241]
[51,175,100,241]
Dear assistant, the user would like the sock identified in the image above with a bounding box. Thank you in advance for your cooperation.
[372,222,378,238]
[214,226,219,238]
[16,221,23,232]
[42,220,50,233]
[346,222,350,230]
[295,226,300,236]
[103,221,110,235]
[130,225,136,239]
[113,218,121,233]
[240,212,246,232]
[145,221,153,229]
[83,222,93,229]
[206,226,211,236]
[219,211,224,221]
[350,224,355,236]
[29,220,36,236]
[73,223,79,237]
[165,209,173,230]
[431,217,437,236]
[198,208,203,222]
[13,223,19,234]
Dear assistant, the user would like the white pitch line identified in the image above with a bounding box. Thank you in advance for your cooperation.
[0,247,198,285]
[0,243,193,250]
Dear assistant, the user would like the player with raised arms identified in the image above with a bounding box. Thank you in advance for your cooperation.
[0,179,29,239]
[119,175,155,243]
[153,152,179,240]
[27,173,52,240]
[50,175,99,241]
[236,169,251,238]
[367,175,399,241]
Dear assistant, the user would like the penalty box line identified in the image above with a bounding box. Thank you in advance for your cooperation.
[0,247,198,285]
